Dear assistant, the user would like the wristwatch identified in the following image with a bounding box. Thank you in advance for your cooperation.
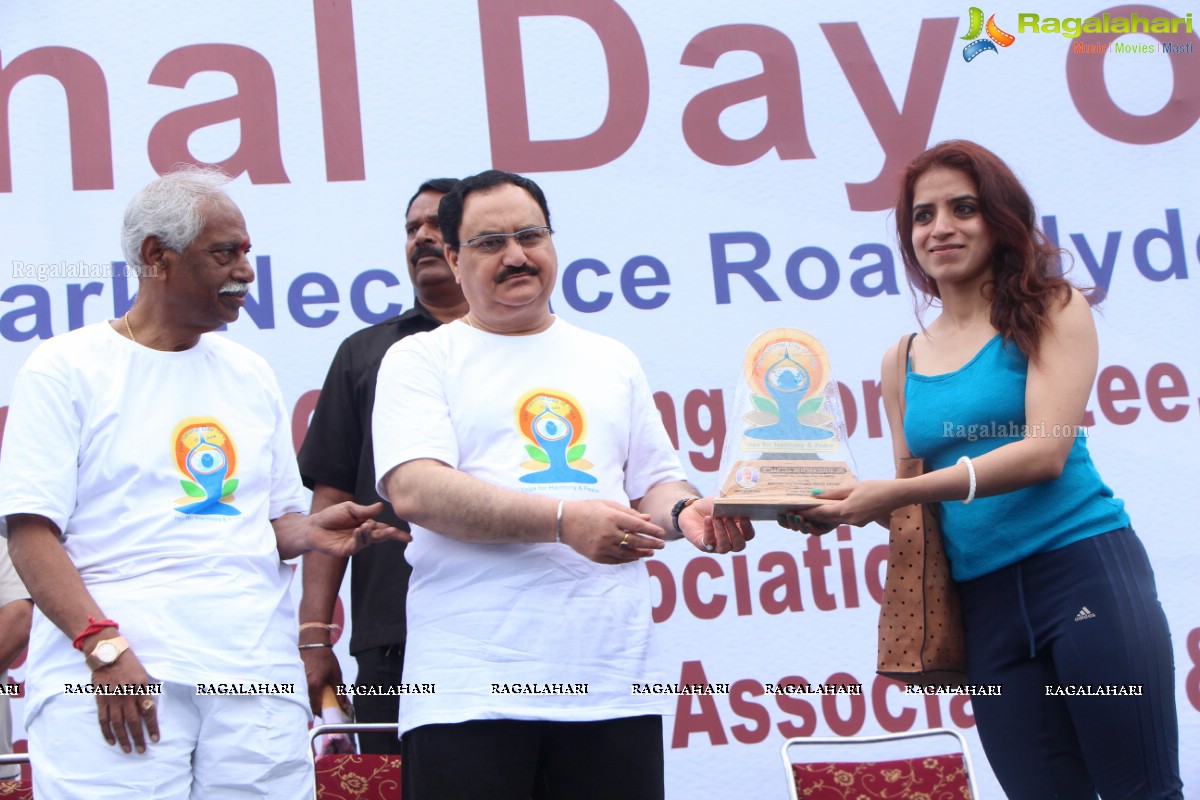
[85,635,130,671]
[671,497,699,534]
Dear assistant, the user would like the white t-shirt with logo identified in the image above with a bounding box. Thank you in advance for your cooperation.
[0,323,307,722]
[374,317,687,735]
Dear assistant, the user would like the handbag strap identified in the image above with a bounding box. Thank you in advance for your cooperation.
[894,333,918,460]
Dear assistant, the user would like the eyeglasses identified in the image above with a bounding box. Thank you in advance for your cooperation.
[461,226,552,256]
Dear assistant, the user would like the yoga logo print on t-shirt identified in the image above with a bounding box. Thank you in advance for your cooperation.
[171,417,242,516]
[515,389,597,484]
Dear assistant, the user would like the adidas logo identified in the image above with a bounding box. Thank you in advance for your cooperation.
[1074,606,1096,622]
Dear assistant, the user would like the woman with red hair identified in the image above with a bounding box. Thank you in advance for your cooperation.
[795,140,1182,798]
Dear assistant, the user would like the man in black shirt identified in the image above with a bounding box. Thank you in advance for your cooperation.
[297,178,466,753]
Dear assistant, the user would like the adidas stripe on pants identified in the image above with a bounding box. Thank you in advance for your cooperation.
[958,526,1182,799]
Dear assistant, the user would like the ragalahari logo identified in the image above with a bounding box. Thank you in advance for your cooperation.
[961,7,1016,61]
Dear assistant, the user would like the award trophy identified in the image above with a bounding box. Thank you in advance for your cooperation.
[714,328,857,519]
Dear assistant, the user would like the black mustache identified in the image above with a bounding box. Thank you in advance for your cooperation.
[410,244,446,266]
[496,264,539,282]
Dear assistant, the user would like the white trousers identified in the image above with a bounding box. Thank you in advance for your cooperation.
[28,681,312,800]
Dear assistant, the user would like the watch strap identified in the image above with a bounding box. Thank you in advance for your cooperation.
[85,635,130,671]
[671,497,699,534]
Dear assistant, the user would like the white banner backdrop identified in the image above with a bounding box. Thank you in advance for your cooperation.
[1,2,1197,796]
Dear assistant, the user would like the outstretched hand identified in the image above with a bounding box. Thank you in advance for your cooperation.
[306,501,411,558]
[777,480,899,533]
[678,497,755,554]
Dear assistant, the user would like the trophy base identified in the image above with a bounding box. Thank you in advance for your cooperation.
[713,459,854,520]
[713,495,837,519]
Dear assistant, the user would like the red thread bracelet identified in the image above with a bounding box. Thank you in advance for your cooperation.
[72,615,119,650]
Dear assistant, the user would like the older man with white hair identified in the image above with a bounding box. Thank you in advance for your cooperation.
[0,166,402,798]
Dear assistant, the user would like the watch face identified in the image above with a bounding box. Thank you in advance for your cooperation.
[95,641,118,663]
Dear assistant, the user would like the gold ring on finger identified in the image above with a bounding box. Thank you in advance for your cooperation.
[619,532,631,549]
[141,699,155,711]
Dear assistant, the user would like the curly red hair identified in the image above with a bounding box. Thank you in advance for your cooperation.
[895,140,1077,359]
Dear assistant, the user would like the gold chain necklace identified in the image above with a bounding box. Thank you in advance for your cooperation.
[123,312,137,343]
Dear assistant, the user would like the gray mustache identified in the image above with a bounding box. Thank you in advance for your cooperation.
[219,282,250,295]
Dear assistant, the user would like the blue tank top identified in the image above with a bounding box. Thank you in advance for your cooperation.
[903,335,1129,581]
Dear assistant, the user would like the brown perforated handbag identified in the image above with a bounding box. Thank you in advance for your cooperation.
[876,334,968,688]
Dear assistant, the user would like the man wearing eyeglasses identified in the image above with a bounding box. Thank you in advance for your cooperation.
[297,178,468,753]
[372,169,755,799]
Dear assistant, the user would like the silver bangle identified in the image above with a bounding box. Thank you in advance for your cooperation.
[298,643,332,650]
[555,500,565,543]
[957,456,977,505]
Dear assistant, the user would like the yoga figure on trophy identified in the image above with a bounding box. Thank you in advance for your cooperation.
[745,349,832,442]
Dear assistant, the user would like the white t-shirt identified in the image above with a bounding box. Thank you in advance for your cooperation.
[0,323,307,723]
[374,317,687,735]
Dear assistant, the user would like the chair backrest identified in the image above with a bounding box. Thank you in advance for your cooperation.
[781,728,978,800]
[309,723,402,800]
[0,752,33,800]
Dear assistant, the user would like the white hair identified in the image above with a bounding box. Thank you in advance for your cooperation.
[121,165,233,276]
